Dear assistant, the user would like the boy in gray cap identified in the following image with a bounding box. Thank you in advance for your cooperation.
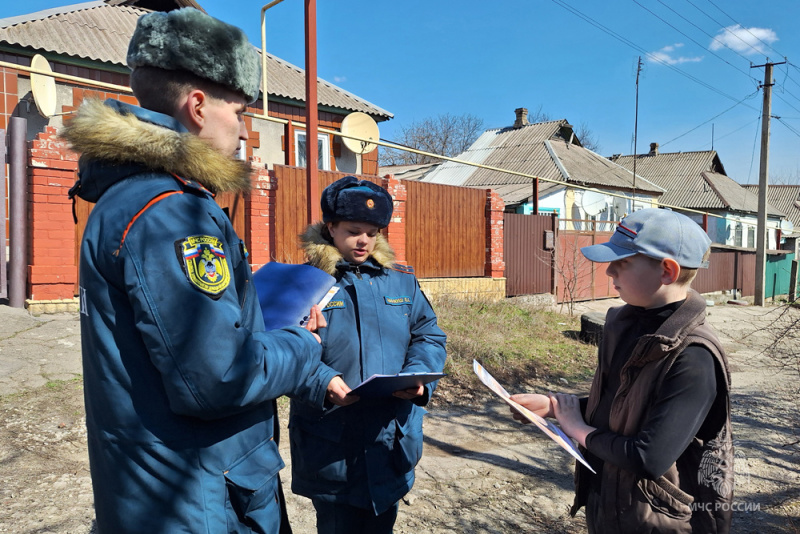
[60,8,343,534]
[510,208,733,533]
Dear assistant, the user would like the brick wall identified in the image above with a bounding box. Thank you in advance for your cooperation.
[0,65,19,130]
[383,176,407,265]
[27,126,78,301]
[485,189,505,278]
[245,159,275,270]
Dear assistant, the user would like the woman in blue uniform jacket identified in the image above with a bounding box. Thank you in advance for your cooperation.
[289,177,447,533]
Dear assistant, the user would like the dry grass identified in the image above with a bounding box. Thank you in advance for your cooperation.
[431,297,597,401]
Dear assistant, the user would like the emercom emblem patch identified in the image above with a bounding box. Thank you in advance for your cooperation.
[176,235,230,297]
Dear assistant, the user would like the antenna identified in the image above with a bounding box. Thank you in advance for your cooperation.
[632,56,643,199]
[30,54,57,118]
[340,112,380,154]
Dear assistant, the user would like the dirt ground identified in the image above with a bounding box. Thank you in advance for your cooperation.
[1,301,799,533]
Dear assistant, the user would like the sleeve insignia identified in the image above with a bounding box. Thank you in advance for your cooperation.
[175,235,230,297]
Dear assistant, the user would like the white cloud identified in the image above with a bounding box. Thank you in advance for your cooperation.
[333,76,347,83]
[646,43,703,65]
[709,24,778,55]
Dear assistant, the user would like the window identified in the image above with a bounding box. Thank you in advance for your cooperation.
[734,222,743,247]
[747,225,755,248]
[295,131,331,170]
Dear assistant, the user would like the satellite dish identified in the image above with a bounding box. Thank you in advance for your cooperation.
[30,54,57,118]
[580,190,608,216]
[780,219,794,233]
[340,112,379,154]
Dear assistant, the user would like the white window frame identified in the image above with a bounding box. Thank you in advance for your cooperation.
[294,131,331,170]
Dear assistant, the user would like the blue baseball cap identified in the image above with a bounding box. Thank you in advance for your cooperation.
[580,208,711,268]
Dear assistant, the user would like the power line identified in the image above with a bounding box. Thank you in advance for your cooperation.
[660,90,759,147]
[644,0,759,81]
[774,93,800,116]
[547,0,758,109]
[703,0,785,58]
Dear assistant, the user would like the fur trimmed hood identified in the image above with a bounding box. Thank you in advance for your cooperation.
[300,222,396,276]
[60,99,251,196]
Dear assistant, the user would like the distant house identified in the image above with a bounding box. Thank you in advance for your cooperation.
[0,0,392,172]
[742,184,800,253]
[610,144,786,249]
[0,0,394,303]
[418,108,664,230]
[378,162,440,182]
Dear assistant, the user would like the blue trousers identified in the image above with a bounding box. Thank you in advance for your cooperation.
[312,499,399,534]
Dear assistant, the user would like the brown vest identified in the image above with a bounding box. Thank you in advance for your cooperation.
[571,291,733,533]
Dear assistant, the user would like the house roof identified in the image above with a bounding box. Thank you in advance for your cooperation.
[378,163,440,181]
[743,184,800,230]
[0,1,392,119]
[420,119,662,205]
[610,150,783,216]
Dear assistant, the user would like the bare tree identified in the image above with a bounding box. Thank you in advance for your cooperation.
[380,113,484,166]
[576,121,601,153]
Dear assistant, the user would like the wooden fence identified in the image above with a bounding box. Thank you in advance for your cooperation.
[270,165,380,263]
[271,166,488,277]
[404,181,486,278]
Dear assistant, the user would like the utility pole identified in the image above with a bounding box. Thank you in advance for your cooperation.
[752,59,785,306]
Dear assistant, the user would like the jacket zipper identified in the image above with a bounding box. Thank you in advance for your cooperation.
[354,265,362,279]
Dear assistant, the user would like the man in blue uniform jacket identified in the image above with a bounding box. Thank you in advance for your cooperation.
[60,8,341,533]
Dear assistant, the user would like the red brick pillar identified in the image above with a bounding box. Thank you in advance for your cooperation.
[28,127,79,301]
[485,189,505,278]
[245,160,275,270]
[383,176,406,265]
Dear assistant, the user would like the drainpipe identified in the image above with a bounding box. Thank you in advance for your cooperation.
[8,117,27,308]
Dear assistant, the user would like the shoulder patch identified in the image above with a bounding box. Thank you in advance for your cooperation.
[175,235,230,298]
[389,263,415,274]
[323,299,346,311]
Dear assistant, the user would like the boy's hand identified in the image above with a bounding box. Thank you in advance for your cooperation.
[551,393,595,447]
[509,393,554,421]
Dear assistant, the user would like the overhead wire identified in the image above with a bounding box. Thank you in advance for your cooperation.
[660,90,759,147]
[546,0,757,110]
[702,0,785,58]
[634,0,758,82]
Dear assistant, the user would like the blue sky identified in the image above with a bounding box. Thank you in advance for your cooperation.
[6,0,800,184]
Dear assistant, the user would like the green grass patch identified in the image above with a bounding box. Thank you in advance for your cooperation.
[433,297,597,391]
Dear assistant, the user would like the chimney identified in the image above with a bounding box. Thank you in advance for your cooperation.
[649,142,659,156]
[513,107,530,128]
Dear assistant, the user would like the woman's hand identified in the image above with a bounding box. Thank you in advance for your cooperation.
[303,305,327,343]
[326,376,359,406]
[393,384,424,400]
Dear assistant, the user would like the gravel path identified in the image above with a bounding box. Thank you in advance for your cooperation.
[1,302,798,533]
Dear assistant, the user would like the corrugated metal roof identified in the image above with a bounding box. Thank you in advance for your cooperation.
[703,172,783,216]
[549,142,663,193]
[421,119,661,204]
[0,2,392,118]
[610,151,784,216]
[743,184,800,227]
[378,163,440,181]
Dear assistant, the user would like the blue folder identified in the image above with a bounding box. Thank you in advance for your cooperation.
[252,262,336,331]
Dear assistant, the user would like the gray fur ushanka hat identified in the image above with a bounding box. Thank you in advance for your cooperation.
[321,176,393,228]
[127,8,261,103]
